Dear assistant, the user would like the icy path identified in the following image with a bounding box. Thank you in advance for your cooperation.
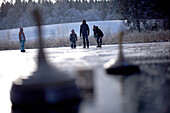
[0,42,170,113]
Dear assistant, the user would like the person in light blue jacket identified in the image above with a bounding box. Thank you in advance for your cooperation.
[19,27,26,52]
[70,29,77,49]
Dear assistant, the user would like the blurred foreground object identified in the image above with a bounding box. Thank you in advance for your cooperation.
[76,69,94,99]
[104,30,140,75]
[10,9,81,113]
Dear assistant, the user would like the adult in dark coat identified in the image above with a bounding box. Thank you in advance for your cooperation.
[80,20,90,48]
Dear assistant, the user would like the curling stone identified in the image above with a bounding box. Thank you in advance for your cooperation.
[104,31,140,75]
[10,9,81,113]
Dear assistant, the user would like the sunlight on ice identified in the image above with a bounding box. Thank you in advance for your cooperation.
[0,78,12,113]
[0,50,37,79]
[0,50,37,113]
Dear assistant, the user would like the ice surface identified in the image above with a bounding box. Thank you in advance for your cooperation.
[0,42,170,113]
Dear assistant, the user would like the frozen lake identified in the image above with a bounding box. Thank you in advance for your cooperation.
[0,42,170,113]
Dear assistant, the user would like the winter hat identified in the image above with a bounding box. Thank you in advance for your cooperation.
[71,29,75,34]
[82,20,86,24]
[71,29,74,32]
[20,27,23,32]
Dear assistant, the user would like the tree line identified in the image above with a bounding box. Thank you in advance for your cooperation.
[0,0,169,30]
[117,0,170,31]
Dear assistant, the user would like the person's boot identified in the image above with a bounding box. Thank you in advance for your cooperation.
[21,50,25,52]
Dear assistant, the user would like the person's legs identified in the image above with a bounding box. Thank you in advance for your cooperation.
[20,41,25,52]
[23,41,25,50]
[71,42,73,49]
[74,42,76,48]
[20,42,22,50]
[99,37,102,47]
[83,35,86,48]
[85,34,89,48]
[97,37,99,47]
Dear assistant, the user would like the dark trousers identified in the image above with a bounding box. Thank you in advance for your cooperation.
[71,41,76,48]
[82,34,89,48]
[97,37,102,46]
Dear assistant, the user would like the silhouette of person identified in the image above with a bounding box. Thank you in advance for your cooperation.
[93,26,104,47]
[70,29,77,49]
[80,20,90,48]
[19,27,26,52]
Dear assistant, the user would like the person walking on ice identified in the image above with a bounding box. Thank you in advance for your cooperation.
[70,29,77,49]
[80,20,90,48]
[19,27,26,52]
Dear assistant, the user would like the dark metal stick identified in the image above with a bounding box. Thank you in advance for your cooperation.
[33,9,47,66]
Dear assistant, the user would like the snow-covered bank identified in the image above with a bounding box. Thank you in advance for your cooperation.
[0,29,169,50]
[0,20,169,50]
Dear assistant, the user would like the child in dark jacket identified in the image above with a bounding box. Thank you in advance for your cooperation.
[70,29,77,49]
